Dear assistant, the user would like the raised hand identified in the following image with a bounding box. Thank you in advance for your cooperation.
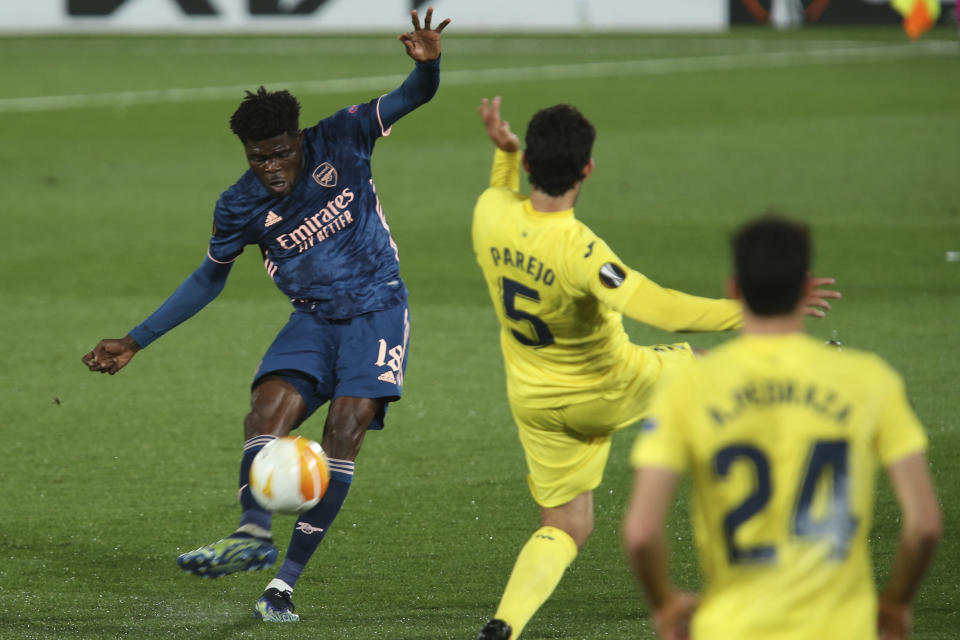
[397,7,451,63]
[81,335,141,375]
[803,276,842,319]
[478,96,521,153]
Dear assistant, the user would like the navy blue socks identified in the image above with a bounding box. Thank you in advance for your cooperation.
[274,458,355,588]
[237,434,276,535]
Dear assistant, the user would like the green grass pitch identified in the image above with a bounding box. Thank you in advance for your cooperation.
[0,26,957,639]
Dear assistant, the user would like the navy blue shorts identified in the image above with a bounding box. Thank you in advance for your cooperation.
[253,301,410,430]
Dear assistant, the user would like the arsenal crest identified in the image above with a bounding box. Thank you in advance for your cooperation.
[312,162,338,188]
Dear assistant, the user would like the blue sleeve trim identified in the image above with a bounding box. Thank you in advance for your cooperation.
[129,257,232,349]
[377,57,441,130]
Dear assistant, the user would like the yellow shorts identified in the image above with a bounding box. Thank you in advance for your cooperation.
[510,342,694,508]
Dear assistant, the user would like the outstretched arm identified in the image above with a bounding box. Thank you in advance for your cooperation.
[606,272,840,332]
[81,256,232,374]
[606,273,744,333]
[377,8,450,130]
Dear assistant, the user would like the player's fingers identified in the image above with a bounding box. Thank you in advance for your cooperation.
[483,103,501,127]
[810,290,841,302]
[807,297,832,311]
[435,17,451,33]
[410,9,422,30]
[85,353,111,372]
[491,96,504,123]
[478,103,491,123]
[815,288,842,299]
[803,307,826,318]
[423,6,433,30]
[810,276,835,287]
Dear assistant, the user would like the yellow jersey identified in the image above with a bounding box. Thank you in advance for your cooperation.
[631,333,928,640]
[472,149,741,407]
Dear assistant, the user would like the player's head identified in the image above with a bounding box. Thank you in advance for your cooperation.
[732,215,811,316]
[230,86,304,197]
[230,86,300,142]
[524,105,596,197]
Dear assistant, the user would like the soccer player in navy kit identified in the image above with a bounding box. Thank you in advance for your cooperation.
[81,9,450,622]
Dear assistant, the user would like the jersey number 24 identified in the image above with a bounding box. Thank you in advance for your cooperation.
[714,439,859,564]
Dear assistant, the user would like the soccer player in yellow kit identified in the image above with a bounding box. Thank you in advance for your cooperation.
[624,216,941,640]
[472,98,839,640]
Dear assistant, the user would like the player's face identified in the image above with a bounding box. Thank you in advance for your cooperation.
[244,131,304,197]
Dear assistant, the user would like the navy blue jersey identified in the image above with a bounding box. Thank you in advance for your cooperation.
[209,97,403,319]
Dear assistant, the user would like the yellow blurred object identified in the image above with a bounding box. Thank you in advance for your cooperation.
[891,0,941,39]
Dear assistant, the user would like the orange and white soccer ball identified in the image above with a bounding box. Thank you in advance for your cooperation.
[249,436,331,514]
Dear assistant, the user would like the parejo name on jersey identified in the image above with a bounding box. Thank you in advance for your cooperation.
[488,246,555,285]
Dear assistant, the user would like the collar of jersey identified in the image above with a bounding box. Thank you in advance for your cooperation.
[523,199,574,219]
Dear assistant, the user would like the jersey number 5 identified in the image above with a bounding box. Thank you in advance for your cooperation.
[714,439,858,564]
[501,277,554,347]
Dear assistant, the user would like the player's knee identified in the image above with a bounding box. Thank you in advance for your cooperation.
[244,376,306,438]
[575,514,595,548]
[322,415,367,460]
[243,406,275,439]
[542,500,594,549]
[557,519,592,550]
[322,398,379,460]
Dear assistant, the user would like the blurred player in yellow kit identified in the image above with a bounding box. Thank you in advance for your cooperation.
[471,97,839,640]
[624,216,941,640]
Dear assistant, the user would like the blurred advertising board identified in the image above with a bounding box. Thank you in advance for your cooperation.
[0,0,728,33]
[730,0,954,25]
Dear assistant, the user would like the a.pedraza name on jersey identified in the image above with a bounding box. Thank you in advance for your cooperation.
[275,187,355,253]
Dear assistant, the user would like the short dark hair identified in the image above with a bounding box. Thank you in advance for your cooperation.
[524,105,596,197]
[732,214,810,316]
[229,86,301,142]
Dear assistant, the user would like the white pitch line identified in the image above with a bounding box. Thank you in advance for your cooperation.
[0,40,955,114]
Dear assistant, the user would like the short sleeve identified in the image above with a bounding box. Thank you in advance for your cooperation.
[874,362,928,466]
[208,197,246,264]
[630,380,692,473]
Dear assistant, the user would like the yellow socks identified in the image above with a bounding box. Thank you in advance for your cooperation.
[493,526,579,638]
